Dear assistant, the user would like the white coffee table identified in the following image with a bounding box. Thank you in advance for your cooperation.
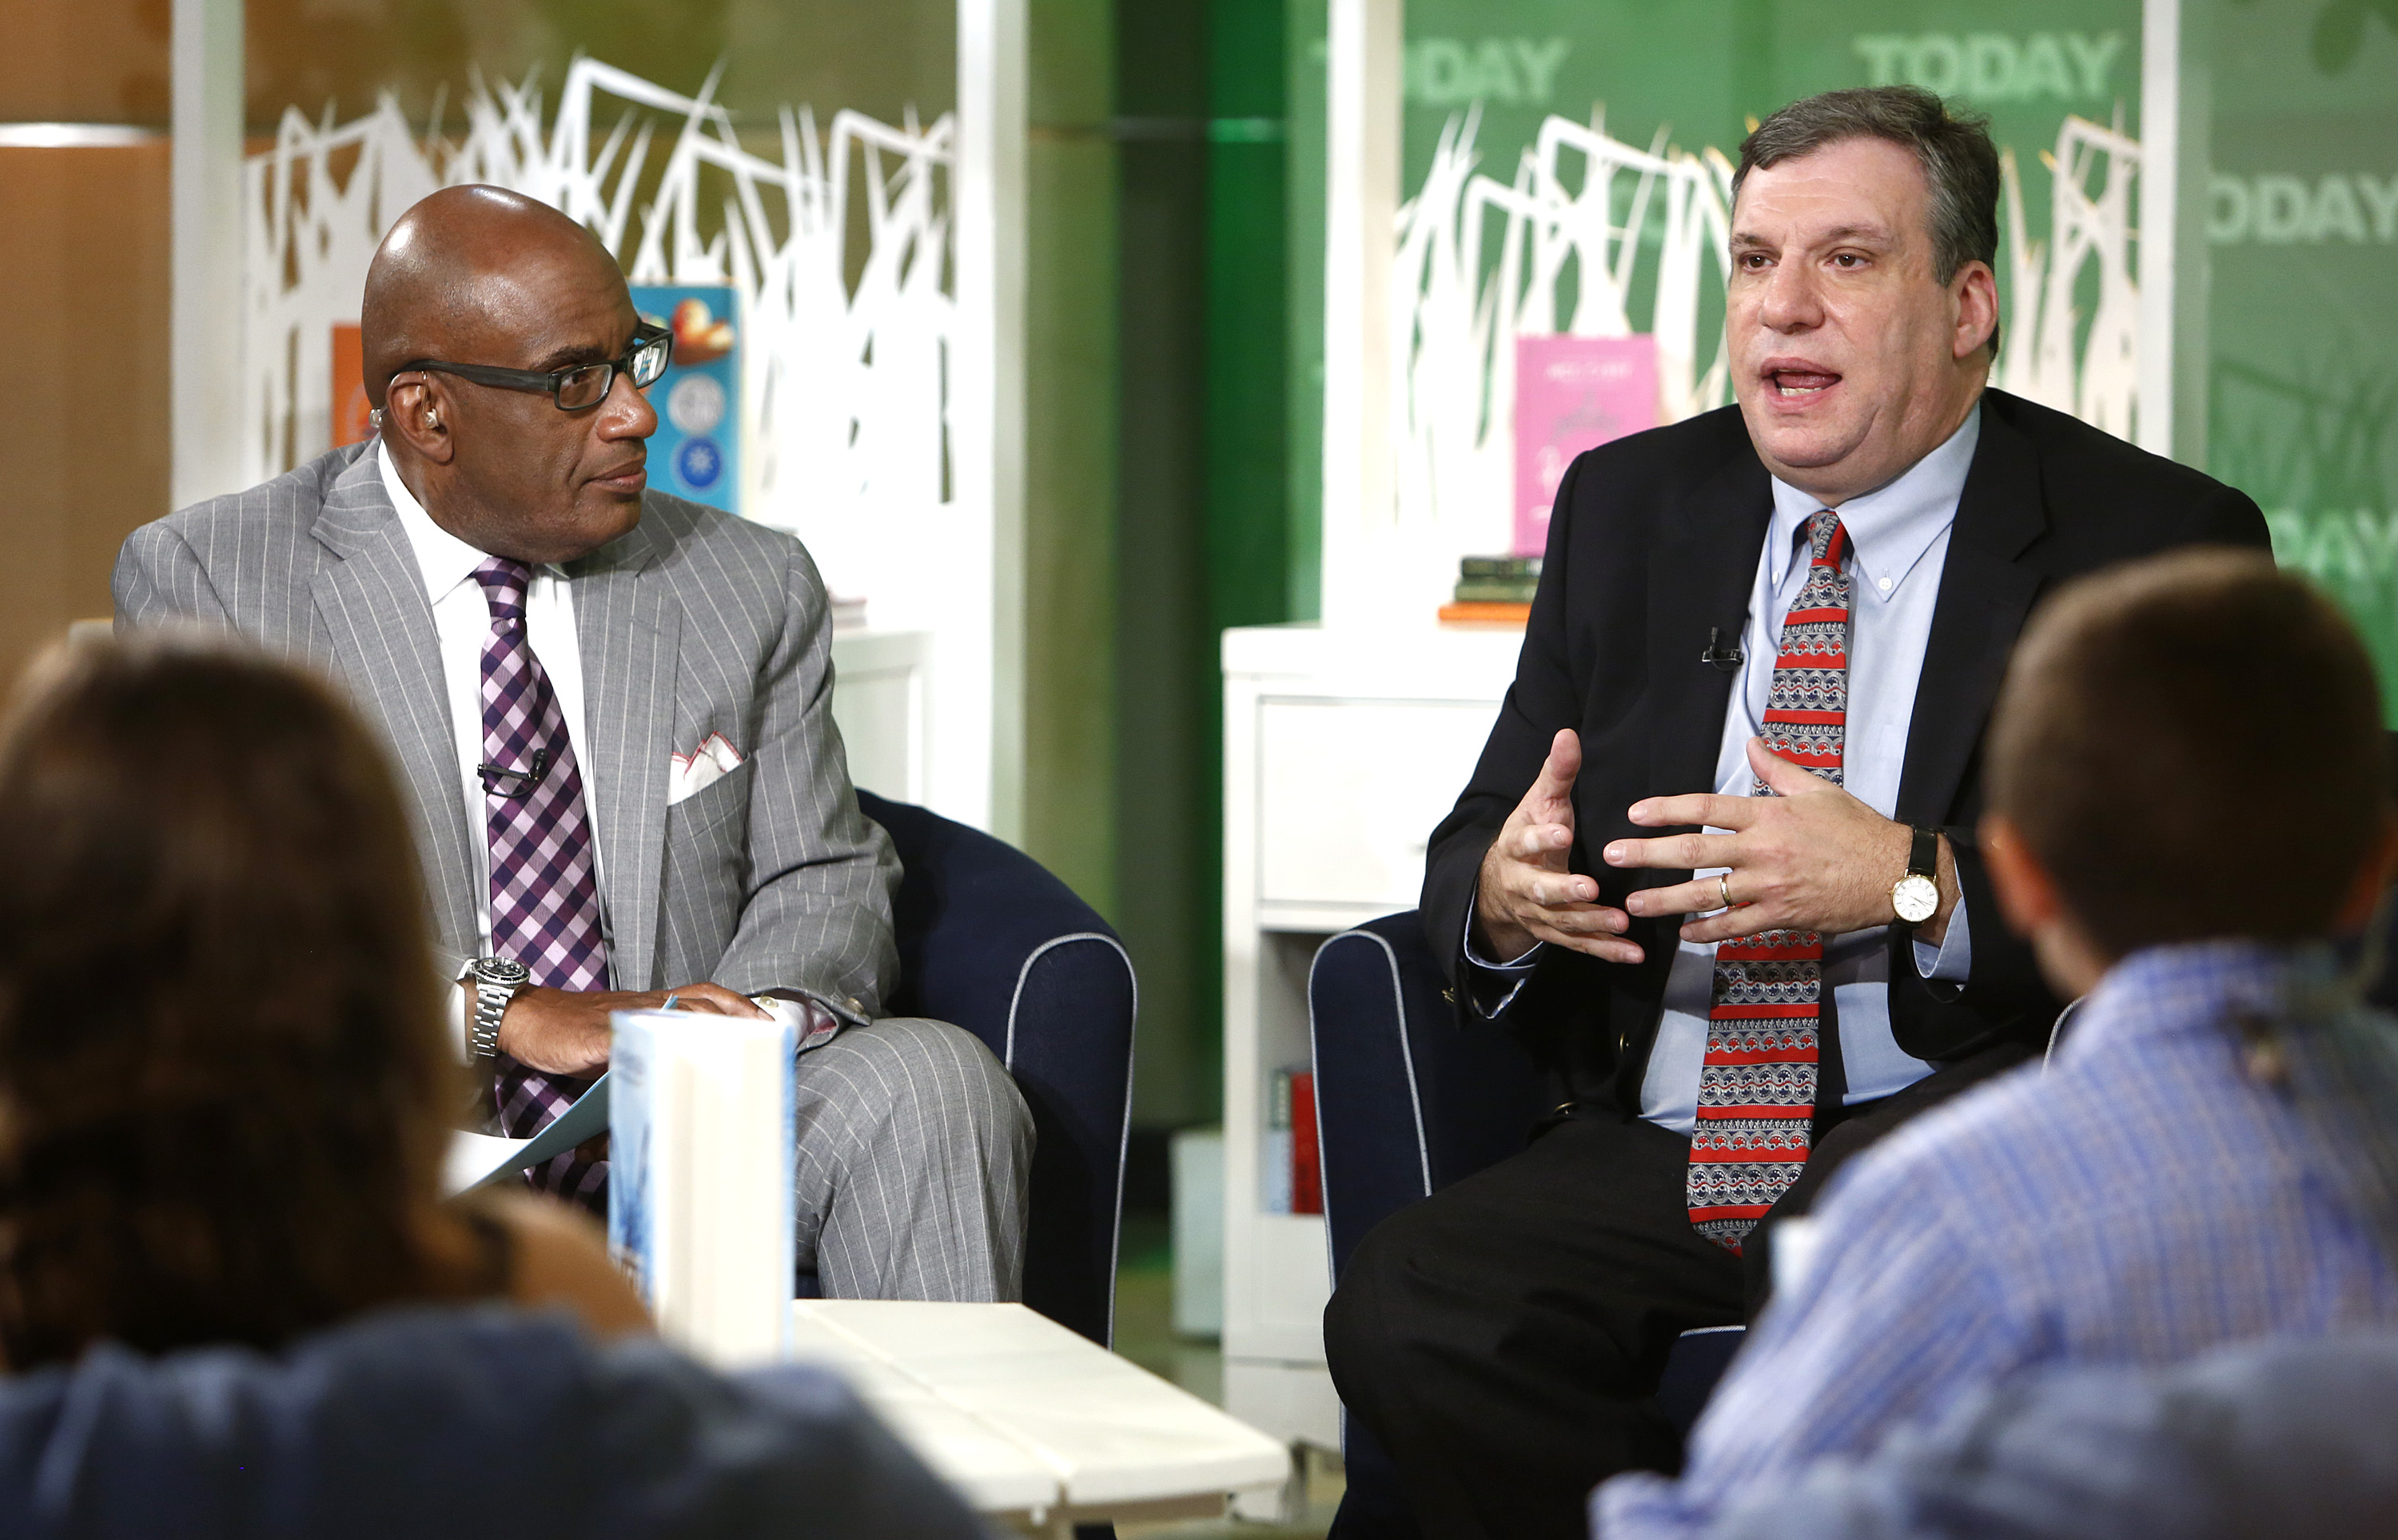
[789,1299,1292,1534]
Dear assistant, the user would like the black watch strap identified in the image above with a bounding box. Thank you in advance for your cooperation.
[1909,824,1940,878]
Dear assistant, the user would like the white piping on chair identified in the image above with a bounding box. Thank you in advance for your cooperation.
[1307,929,1434,1295]
[1004,931,1137,1349]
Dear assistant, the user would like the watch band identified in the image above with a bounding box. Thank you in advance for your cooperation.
[468,957,528,1063]
[1890,826,1943,929]
[471,982,506,1061]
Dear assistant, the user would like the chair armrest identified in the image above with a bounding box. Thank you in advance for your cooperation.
[855,792,1133,1347]
[1310,920,1440,1282]
[1309,911,1549,1284]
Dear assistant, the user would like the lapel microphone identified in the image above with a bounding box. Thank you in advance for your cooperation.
[479,747,554,799]
[1699,627,1745,672]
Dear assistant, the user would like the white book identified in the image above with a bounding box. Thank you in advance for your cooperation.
[609,1009,798,1367]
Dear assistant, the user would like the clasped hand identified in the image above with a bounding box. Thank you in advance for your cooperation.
[490,981,769,1076]
[1473,730,1940,965]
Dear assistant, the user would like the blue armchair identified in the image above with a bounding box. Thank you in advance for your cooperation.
[855,791,1137,1349]
[1309,910,1746,1536]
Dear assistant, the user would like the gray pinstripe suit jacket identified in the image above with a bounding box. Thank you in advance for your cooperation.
[111,441,901,1017]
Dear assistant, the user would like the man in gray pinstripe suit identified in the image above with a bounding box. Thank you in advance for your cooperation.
[113,185,1031,1303]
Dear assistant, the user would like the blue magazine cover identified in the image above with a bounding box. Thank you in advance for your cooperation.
[607,1017,658,1300]
[629,285,742,515]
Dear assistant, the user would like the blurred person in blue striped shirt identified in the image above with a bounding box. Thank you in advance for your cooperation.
[1695,1329,2398,1540]
[1596,547,2398,1539]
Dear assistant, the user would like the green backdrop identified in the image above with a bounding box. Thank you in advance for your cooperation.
[2209,0,2398,717]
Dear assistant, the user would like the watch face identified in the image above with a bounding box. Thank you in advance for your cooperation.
[1893,873,1940,925]
[478,958,530,987]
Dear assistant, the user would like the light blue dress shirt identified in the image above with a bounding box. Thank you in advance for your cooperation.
[1595,940,2398,1539]
[1699,1331,2398,1540]
[1469,410,1982,1132]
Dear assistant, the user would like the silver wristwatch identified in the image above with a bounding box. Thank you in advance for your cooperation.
[468,956,531,1062]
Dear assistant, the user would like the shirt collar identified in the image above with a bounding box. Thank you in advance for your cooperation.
[2063,937,2353,1061]
[376,440,564,605]
[1764,400,1982,600]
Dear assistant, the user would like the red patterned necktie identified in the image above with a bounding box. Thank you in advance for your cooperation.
[475,557,611,1211]
[1687,510,1850,1253]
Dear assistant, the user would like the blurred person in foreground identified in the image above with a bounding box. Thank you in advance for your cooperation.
[1596,549,2398,1538]
[114,185,1029,1299]
[0,635,982,1538]
[1690,1331,2398,1540]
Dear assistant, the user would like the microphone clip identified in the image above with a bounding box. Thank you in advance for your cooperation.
[1699,627,1745,673]
[480,747,554,800]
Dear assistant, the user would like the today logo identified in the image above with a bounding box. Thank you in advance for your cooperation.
[2268,511,2398,589]
[2209,173,2398,245]
[1406,37,1573,109]
[1853,31,2126,102]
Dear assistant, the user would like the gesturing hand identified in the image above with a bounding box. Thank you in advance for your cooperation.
[1473,729,1643,965]
[491,981,770,1076]
[1601,737,1952,945]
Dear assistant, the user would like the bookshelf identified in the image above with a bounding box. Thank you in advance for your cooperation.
[1219,620,1520,1453]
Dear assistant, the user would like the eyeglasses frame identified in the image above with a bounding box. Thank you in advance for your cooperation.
[393,320,675,412]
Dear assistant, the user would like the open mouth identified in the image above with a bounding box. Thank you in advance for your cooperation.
[1768,368,1841,399]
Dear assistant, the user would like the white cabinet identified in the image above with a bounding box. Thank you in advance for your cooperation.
[1220,621,1521,1450]
[831,628,933,806]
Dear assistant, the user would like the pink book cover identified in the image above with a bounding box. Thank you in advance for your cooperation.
[1513,336,1661,557]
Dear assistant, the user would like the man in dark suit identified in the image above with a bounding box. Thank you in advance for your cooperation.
[1320,87,2269,1540]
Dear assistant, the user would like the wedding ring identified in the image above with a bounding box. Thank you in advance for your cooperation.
[1719,873,1734,910]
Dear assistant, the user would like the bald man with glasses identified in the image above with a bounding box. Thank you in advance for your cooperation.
[115,185,1032,1303]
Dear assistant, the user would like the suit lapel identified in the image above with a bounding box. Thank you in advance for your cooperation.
[1647,452,1774,804]
[572,510,679,991]
[308,453,481,960]
[1895,396,2049,823]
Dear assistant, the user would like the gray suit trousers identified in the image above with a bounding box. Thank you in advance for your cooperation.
[793,1017,1032,1301]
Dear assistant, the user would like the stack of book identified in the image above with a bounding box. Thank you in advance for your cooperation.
[611,1009,799,1367]
[1439,555,1541,625]
[1261,1066,1323,1216]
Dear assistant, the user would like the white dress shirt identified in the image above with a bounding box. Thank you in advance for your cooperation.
[1469,410,1982,1133]
[379,444,611,1051]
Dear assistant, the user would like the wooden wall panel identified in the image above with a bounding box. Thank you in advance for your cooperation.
[0,145,173,681]
[0,1,171,126]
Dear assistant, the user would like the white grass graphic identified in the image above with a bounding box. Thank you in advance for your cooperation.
[1392,107,2141,547]
[1393,109,1732,551]
[1997,113,2142,441]
[242,58,955,598]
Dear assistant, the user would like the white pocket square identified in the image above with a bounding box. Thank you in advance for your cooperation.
[668,732,746,806]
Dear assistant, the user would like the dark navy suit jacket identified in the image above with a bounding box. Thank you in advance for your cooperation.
[1420,389,2270,1112]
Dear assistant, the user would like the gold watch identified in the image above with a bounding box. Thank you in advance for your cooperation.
[1891,826,1941,926]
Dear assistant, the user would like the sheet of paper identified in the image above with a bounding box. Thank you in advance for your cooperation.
[443,1132,529,1196]
[440,1072,611,1195]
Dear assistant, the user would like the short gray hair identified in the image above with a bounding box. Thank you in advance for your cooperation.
[1732,86,2002,355]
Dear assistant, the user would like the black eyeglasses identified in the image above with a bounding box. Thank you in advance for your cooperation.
[400,322,673,412]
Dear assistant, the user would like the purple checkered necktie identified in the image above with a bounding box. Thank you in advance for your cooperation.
[475,556,610,1211]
